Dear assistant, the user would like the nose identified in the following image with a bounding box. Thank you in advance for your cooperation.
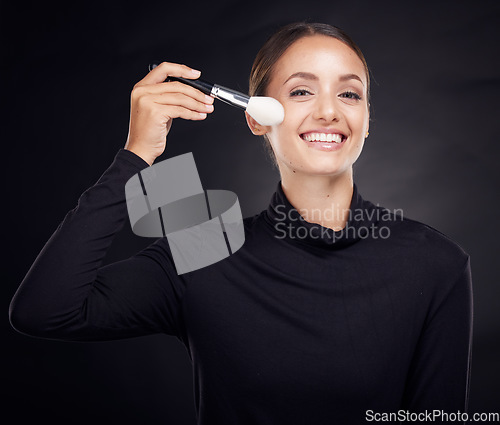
[312,93,339,122]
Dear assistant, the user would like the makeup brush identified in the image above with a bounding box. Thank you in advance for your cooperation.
[149,63,284,126]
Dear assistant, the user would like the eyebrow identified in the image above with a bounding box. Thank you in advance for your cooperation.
[339,73,364,86]
[284,72,318,84]
[284,71,364,86]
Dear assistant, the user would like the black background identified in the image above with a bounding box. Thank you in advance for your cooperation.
[2,0,499,423]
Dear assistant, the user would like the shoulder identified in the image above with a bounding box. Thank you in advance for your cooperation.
[394,213,467,255]
[243,210,268,233]
[377,207,470,281]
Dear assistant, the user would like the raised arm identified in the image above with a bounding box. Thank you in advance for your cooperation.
[9,62,214,341]
[9,150,181,340]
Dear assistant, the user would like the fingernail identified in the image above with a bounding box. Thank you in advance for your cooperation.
[191,69,201,77]
[205,95,213,103]
[199,112,207,118]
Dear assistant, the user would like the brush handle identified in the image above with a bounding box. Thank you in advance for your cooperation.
[148,62,249,110]
[165,76,214,96]
[148,62,214,95]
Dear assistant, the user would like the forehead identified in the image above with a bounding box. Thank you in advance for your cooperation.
[271,35,367,84]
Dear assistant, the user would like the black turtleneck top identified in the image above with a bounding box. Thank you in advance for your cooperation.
[9,149,473,424]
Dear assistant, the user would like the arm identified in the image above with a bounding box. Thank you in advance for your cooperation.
[401,256,473,416]
[9,61,215,342]
[9,149,185,341]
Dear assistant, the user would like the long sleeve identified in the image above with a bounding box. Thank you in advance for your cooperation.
[9,169,476,422]
[9,149,186,341]
[401,255,473,416]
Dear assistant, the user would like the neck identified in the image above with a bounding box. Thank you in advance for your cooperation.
[279,168,354,231]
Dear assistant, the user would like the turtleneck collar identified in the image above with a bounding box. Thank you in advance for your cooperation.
[264,181,381,249]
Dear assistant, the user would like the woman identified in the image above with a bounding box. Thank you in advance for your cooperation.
[9,22,472,423]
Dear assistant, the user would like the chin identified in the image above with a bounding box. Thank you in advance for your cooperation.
[301,153,352,176]
[305,166,350,177]
[288,159,352,177]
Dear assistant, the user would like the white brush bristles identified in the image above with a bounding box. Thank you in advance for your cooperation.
[246,96,285,126]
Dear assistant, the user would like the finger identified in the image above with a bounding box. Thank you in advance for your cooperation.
[136,81,214,105]
[149,92,215,114]
[137,61,201,86]
[160,104,209,121]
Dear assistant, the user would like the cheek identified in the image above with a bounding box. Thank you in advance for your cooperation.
[268,103,307,147]
[344,107,369,135]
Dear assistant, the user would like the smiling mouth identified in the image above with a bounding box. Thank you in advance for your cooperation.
[300,132,346,144]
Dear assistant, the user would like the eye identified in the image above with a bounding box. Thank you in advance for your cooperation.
[290,88,312,97]
[339,91,362,101]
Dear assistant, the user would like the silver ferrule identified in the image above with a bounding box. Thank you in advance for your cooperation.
[211,85,250,110]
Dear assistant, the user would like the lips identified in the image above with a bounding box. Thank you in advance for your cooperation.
[300,131,347,144]
[299,130,347,152]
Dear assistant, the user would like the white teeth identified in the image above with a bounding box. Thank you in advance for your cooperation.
[303,133,344,143]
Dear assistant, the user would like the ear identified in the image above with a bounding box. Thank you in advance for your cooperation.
[245,112,269,136]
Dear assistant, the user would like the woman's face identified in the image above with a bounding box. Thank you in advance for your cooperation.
[262,35,370,177]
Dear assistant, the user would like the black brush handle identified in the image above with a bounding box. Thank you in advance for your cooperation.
[149,62,214,96]
[165,76,214,95]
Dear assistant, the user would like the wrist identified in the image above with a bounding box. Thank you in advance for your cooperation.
[124,145,155,166]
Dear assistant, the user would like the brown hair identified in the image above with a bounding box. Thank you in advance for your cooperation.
[248,22,371,167]
[249,22,370,100]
